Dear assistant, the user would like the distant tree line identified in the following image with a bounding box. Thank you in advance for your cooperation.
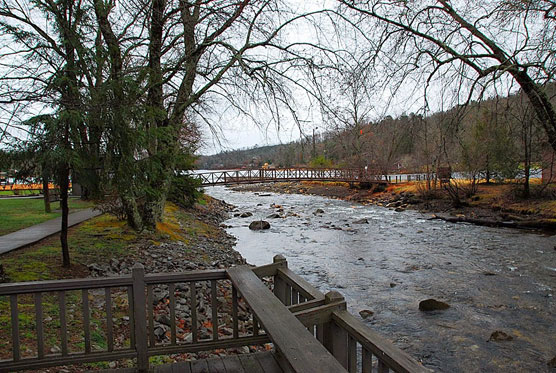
[199,87,554,198]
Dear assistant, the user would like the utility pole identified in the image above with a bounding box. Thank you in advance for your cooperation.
[312,127,318,158]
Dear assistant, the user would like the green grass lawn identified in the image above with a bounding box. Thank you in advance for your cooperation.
[0,198,96,235]
[0,190,40,196]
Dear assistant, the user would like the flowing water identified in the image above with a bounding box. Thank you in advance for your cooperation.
[206,186,556,372]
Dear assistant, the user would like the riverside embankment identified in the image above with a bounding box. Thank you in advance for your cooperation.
[231,180,556,232]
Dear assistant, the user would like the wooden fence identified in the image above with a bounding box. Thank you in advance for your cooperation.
[0,256,429,373]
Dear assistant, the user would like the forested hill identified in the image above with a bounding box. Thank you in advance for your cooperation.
[198,144,288,170]
[198,86,555,175]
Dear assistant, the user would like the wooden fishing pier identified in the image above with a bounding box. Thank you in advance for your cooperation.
[0,256,429,372]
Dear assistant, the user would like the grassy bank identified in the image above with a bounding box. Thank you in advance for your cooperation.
[0,198,96,236]
[0,190,39,196]
[0,197,220,282]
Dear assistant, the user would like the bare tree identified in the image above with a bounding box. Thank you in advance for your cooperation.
[338,0,556,152]
[90,0,344,230]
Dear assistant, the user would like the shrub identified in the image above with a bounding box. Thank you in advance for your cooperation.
[95,194,127,220]
[168,174,202,208]
[309,155,333,168]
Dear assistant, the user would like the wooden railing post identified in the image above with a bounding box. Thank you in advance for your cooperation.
[323,291,349,369]
[273,255,288,305]
[132,264,148,372]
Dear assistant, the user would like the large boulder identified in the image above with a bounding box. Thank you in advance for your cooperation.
[249,221,271,230]
[418,299,450,311]
[488,331,513,342]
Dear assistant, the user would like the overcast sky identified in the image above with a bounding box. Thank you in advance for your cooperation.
[197,0,336,156]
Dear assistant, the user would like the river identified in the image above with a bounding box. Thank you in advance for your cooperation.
[206,185,556,372]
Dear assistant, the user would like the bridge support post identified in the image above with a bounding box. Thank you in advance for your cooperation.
[322,291,348,368]
[273,255,288,305]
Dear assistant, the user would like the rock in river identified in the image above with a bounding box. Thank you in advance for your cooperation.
[266,213,282,219]
[353,218,369,224]
[314,208,325,215]
[249,221,271,230]
[239,212,253,218]
[419,299,450,311]
[359,310,374,319]
[488,330,513,342]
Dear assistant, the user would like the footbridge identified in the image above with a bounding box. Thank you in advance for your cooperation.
[192,168,389,186]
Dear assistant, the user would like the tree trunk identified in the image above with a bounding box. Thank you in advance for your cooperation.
[143,171,172,230]
[485,155,491,184]
[523,124,531,198]
[511,71,556,153]
[121,196,143,231]
[436,0,556,153]
[426,163,431,190]
[143,199,165,231]
[42,170,51,213]
[523,163,530,198]
[60,165,70,267]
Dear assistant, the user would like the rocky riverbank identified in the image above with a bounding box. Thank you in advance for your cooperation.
[232,181,556,232]
[86,198,245,277]
[80,198,264,371]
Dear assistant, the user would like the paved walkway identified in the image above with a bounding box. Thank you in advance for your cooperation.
[0,208,102,255]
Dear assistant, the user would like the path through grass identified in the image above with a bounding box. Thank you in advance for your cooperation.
[0,198,96,235]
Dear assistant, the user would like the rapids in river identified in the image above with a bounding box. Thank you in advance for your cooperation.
[206,186,556,372]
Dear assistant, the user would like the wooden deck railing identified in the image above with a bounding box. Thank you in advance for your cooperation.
[0,256,429,373]
[0,265,272,372]
[271,256,430,373]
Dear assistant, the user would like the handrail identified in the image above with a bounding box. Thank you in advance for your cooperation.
[332,310,431,373]
[0,270,230,296]
[0,276,133,295]
[0,262,284,372]
[271,255,431,373]
[277,267,324,301]
[0,257,429,373]
[192,167,389,186]
[227,265,348,373]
